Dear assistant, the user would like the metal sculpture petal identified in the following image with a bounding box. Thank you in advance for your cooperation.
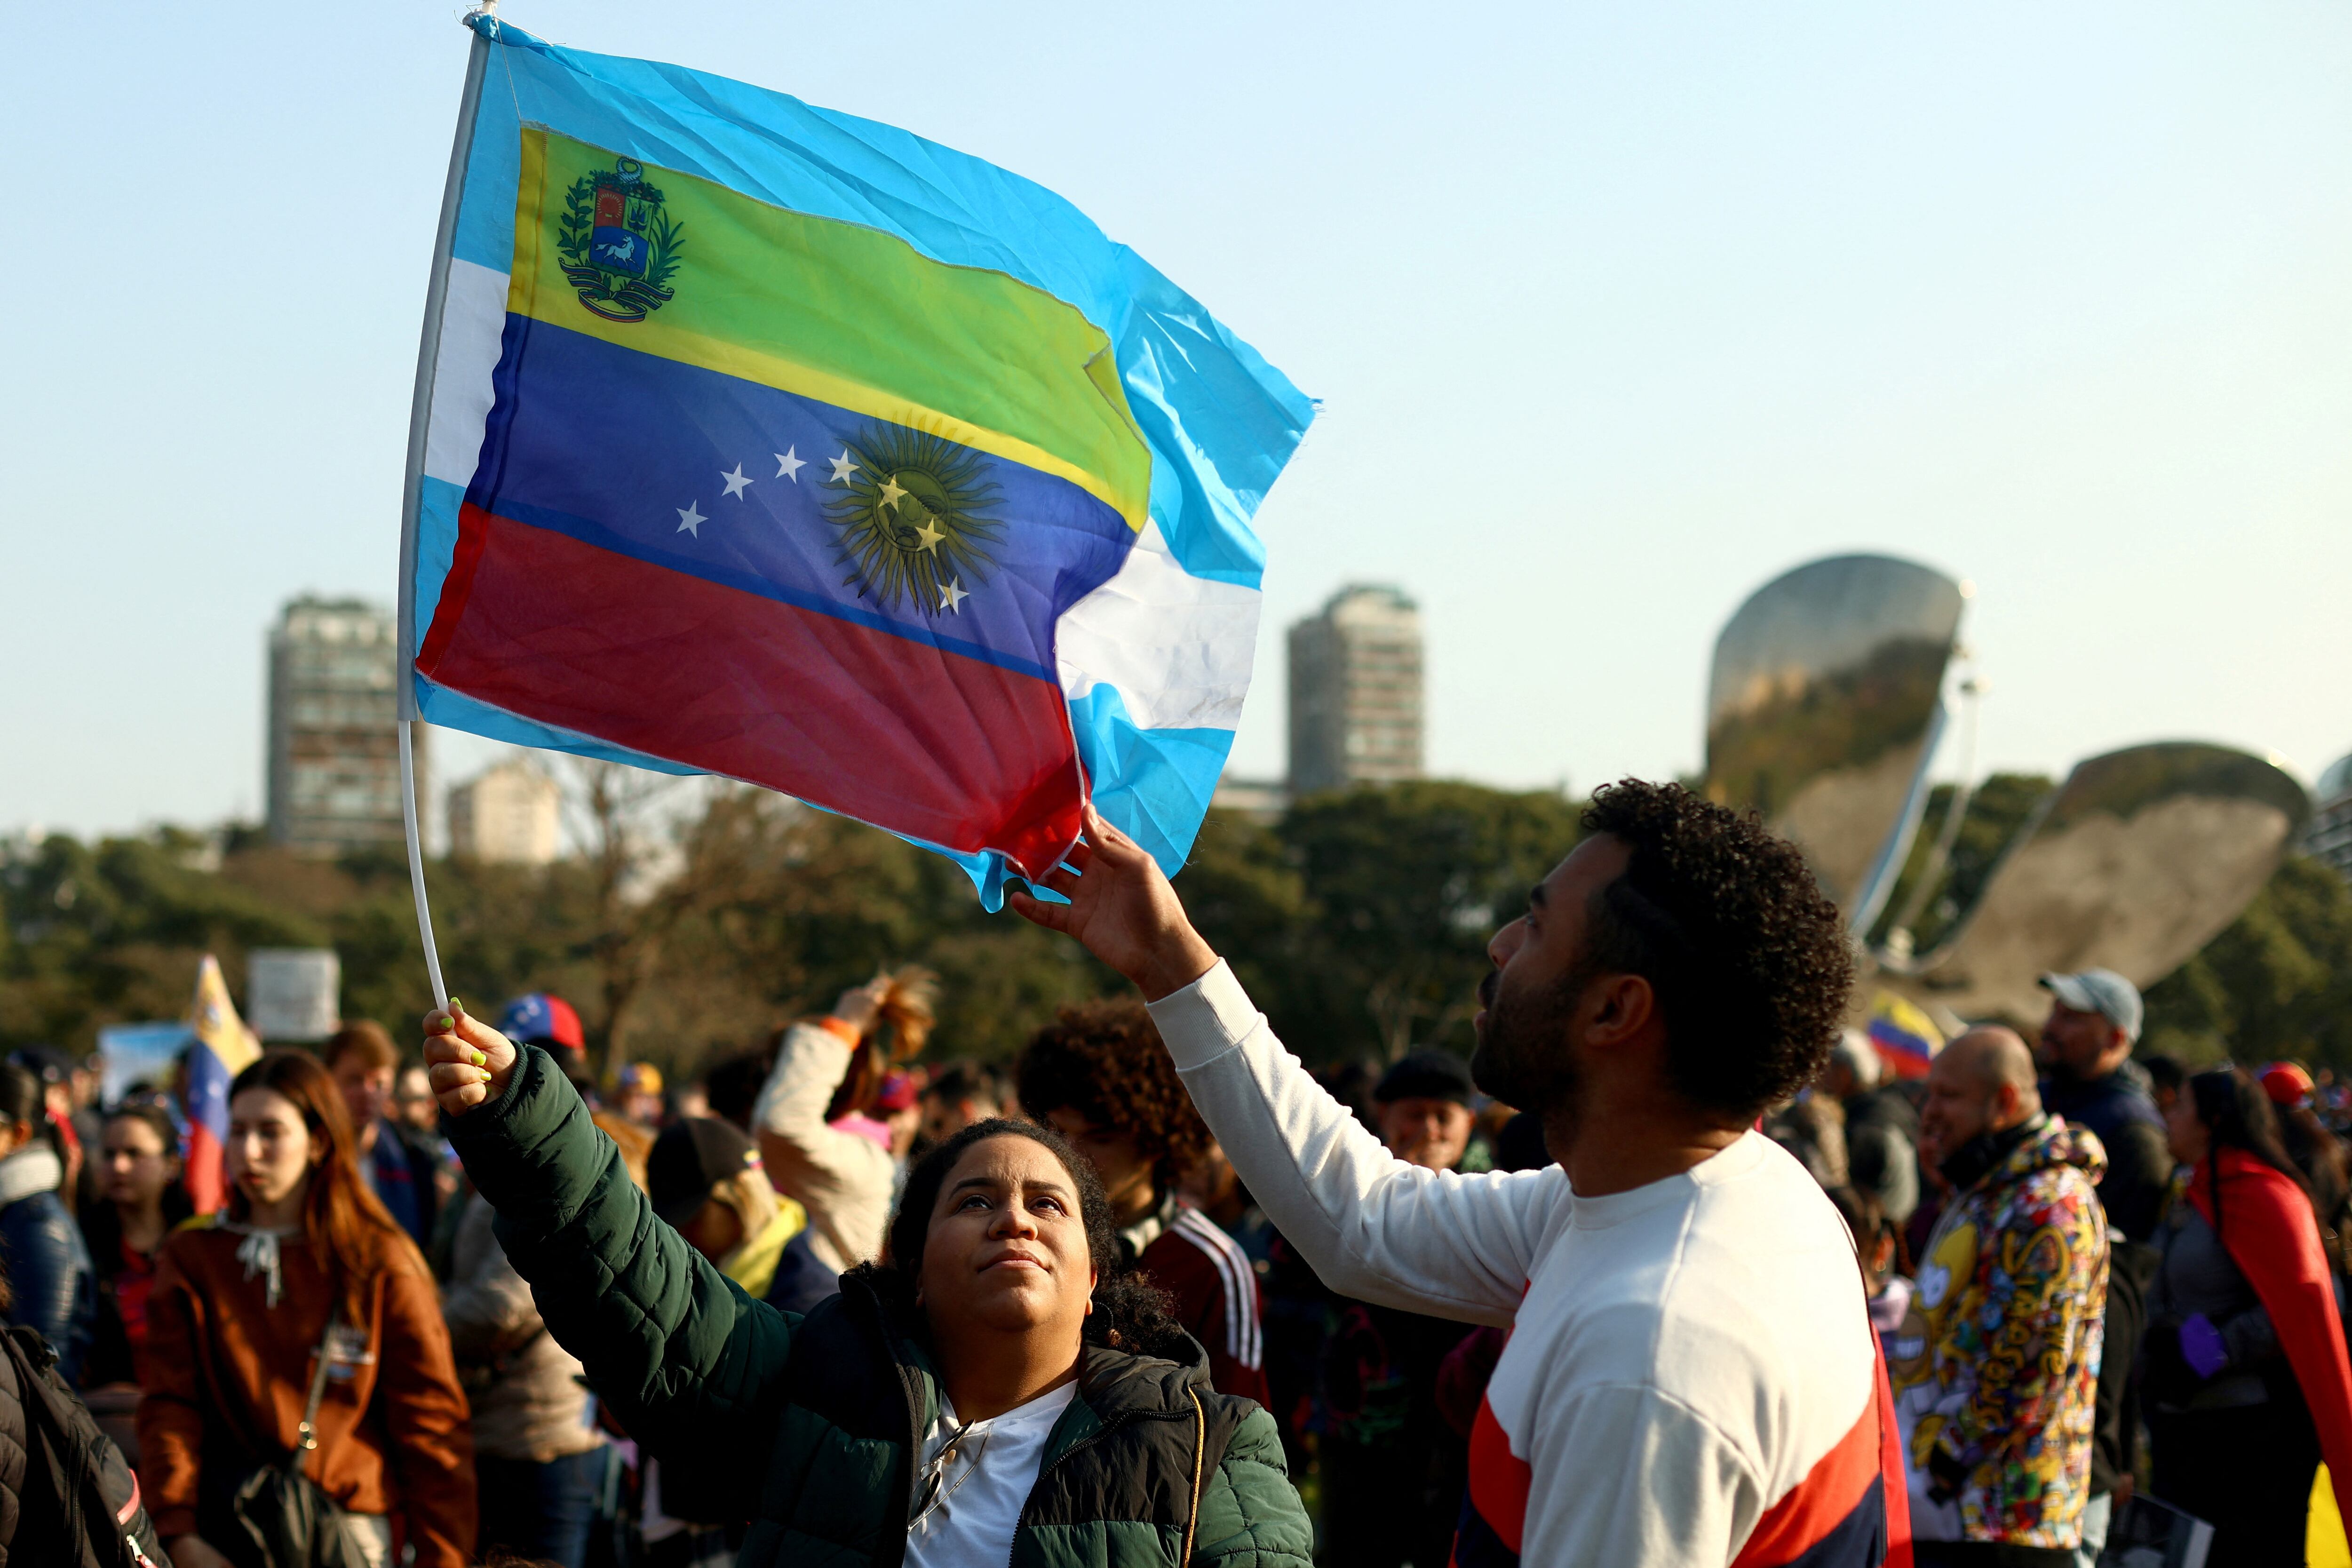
[1704,554,1966,929]
[1884,742,2311,1025]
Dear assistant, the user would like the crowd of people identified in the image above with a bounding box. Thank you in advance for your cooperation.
[1,779,2350,1567]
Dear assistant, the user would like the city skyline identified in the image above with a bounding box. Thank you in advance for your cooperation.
[11,549,2348,847]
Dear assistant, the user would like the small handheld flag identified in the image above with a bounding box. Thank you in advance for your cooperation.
[1865,991,1944,1081]
[399,17,1313,910]
[183,955,261,1216]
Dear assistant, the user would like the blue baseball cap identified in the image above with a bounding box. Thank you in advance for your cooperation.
[2039,969,2142,1044]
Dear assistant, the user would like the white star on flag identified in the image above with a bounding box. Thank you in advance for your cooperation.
[774,448,805,481]
[830,451,860,483]
[675,501,707,537]
[720,463,754,500]
[938,578,968,614]
[914,519,944,552]
[877,475,907,509]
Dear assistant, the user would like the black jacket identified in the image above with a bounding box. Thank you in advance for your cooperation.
[2042,1065,2172,1243]
[0,1323,171,1566]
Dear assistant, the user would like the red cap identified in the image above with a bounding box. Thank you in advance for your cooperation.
[2261,1062,2315,1107]
[498,993,586,1052]
[874,1071,919,1112]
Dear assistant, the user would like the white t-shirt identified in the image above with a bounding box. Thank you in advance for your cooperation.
[1149,961,1900,1568]
[904,1379,1080,1568]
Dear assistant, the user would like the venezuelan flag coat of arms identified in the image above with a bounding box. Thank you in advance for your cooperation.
[400,16,1312,904]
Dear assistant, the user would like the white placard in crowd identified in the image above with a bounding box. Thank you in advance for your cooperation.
[246,948,342,1042]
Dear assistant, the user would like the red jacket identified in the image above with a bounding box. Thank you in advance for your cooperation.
[2186,1148,2352,1527]
[1137,1205,1270,1406]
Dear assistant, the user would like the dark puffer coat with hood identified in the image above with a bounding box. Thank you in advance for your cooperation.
[445,1046,1313,1568]
[0,1144,94,1387]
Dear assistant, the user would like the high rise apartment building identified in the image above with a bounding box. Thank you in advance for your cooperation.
[1287,584,1424,795]
[266,597,416,853]
[448,760,563,865]
[2304,751,2352,884]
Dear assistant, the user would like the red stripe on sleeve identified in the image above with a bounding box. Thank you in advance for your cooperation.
[1467,1392,1532,1557]
[1730,1360,1903,1568]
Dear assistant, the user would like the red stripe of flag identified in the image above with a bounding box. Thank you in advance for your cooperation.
[420,505,1088,877]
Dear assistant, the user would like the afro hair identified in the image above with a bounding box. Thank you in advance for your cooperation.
[1580,779,1853,1120]
[1015,999,1212,1197]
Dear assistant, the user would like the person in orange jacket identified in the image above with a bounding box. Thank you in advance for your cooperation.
[138,1050,476,1568]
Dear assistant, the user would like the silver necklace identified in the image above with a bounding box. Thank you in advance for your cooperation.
[910,1414,993,1529]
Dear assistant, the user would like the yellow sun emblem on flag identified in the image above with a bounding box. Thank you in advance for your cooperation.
[826,427,1003,615]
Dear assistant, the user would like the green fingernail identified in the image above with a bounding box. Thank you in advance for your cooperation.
[431,1013,451,1031]
[447,996,462,1013]
[471,1048,489,1068]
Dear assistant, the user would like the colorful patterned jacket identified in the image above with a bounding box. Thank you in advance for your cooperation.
[1888,1114,2108,1548]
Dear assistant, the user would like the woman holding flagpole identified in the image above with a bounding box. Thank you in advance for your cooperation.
[422,999,1311,1568]
[138,1050,477,1568]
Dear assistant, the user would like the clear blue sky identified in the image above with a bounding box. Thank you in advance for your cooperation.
[6,2,2347,838]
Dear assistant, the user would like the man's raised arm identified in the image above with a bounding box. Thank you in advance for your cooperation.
[1010,808,1552,1322]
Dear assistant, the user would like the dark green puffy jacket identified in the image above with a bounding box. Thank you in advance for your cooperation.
[446,1047,1314,1568]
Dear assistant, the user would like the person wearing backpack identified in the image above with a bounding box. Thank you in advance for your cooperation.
[0,1257,172,1566]
[136,1051,475,1568]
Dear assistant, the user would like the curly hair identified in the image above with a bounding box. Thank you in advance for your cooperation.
[851,1117,1187,1361]
[1580,779,1851,1120]
[1014,1001,1210,1196]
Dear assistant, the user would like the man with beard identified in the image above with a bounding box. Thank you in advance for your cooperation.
[2036,971,2168,1244]
[1897,1028,2107,1566]
[1011,780,1906,1568]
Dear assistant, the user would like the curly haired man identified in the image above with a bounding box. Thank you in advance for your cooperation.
[1017,1001,1270,1405]
[1013,779,1910,1568]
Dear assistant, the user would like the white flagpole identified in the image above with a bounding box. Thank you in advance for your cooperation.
[402,722,451,1011]
[395,23,491,1011]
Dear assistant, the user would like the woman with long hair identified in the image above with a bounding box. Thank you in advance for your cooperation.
[425,1000,1311,1568]
[137,1050,477,1568]
[81,1101,193,1391]
[2145,1065,2352,1565]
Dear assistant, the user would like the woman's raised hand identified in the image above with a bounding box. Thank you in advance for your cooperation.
[421,998,519,1116]
[830,975,891,1035]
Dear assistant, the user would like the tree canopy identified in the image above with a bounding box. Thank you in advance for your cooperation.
[4,770,2343,1084]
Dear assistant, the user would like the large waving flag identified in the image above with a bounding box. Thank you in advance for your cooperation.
[399,17,1313,905]
[183,955,261,1216]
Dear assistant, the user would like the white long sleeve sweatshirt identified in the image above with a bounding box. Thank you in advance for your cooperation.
[750,1020,896,1274]
[1147,961,1905,1568]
